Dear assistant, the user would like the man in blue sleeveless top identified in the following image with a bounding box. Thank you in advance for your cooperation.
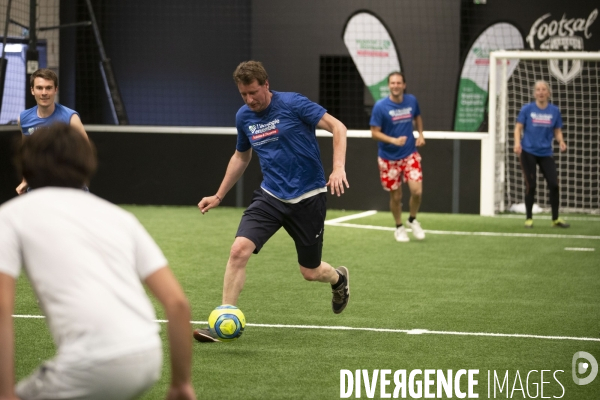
[194,61,350,342]
[16,68,88,194]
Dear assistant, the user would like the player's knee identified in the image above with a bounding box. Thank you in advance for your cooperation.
[527,182,537,193]
[229,241,253,262]
[299,263,322,281]
[300,269,316,281]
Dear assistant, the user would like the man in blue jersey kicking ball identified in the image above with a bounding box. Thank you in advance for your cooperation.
[195,61,350,342]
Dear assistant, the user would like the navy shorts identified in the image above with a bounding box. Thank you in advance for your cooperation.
[236,189,326,269]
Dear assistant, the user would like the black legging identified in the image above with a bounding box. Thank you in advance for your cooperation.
[519,150,560,220]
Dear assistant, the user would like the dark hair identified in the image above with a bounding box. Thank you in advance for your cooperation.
[233,61,269,86]
[387,71,405,84]
[30,68,58,88]
[16,123,97,189]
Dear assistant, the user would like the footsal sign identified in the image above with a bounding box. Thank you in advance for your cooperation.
[527,9,598,84]
[542,36,584,84]
[454,22,523,132]
[343,12,401,101]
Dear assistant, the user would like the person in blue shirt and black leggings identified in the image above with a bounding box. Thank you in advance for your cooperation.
[513,80,569,229]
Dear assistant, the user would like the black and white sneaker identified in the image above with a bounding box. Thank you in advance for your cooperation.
[193,328,220,343]
[332,266,350,314]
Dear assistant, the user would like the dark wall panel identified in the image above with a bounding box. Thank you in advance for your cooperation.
[64,1,461,129]
[0,130,21,204]
[319,137,479,213]
[87,132,237,205]
[1,130,480,213]
[252,0,461,131]
[459,139,482,214]
[70,0,252,126]
[103,1,252,126]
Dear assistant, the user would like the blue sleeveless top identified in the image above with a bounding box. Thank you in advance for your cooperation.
[20,103,79,135]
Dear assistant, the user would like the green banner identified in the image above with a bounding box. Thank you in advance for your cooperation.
[454,23,523,131]
[367,76,391,102]
[454,78,487,132]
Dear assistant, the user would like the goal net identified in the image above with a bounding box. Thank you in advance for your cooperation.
[482,51,600,216]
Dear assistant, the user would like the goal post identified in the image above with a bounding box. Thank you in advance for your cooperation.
[482,50,600,216]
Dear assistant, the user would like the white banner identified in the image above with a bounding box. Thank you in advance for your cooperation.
[343,12,401,101]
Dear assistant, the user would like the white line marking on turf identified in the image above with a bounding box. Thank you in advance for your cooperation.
[494,214,600,222]
[13,315,599,342]
[326,222,600,240]
[197,322,600,342]
[564,247,595,251]
[326,210,377,224]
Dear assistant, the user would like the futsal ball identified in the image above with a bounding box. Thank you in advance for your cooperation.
[208,305,246,342]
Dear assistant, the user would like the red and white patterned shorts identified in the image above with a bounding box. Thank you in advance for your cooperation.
[378,152,423,191]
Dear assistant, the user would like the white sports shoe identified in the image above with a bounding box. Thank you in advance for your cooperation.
[394,226,410,242]
[406,219,425,240]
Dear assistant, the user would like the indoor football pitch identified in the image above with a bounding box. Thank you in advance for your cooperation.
[12,206,600,399]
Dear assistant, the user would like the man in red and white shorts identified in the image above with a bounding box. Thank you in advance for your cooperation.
[370,72,426,242]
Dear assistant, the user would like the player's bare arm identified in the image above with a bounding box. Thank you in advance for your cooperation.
[198,149,252,213]
[16,179,28,195]
[317,112,349,196]
[0,273,17,399]
[554,128,567,152]
[370,126,407,147]
[15,118,28,195]
[69,114,89,141]
[415,115,425,147]
[513,122,523,154]
[144,267,196,400]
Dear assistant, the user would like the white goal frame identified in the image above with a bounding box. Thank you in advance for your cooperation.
[481,50,600,216]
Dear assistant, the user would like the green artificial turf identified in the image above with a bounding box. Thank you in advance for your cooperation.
[13,207,600,399]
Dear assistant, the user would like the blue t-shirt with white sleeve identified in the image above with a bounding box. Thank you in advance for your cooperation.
[517,102,562,157]
[20,103,79,136]
[369,94,420,160]
[236,91,327,200]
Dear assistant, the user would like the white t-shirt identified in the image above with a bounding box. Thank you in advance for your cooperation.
[0,188,167,366]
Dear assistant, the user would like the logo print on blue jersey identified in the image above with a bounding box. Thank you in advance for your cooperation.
[388,107,413,123]
[249,125,257,134]
[531,112,552,125]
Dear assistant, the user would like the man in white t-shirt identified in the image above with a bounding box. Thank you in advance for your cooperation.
[0,123,196,400]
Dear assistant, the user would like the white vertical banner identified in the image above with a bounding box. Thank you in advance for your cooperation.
[343,12,401,101]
